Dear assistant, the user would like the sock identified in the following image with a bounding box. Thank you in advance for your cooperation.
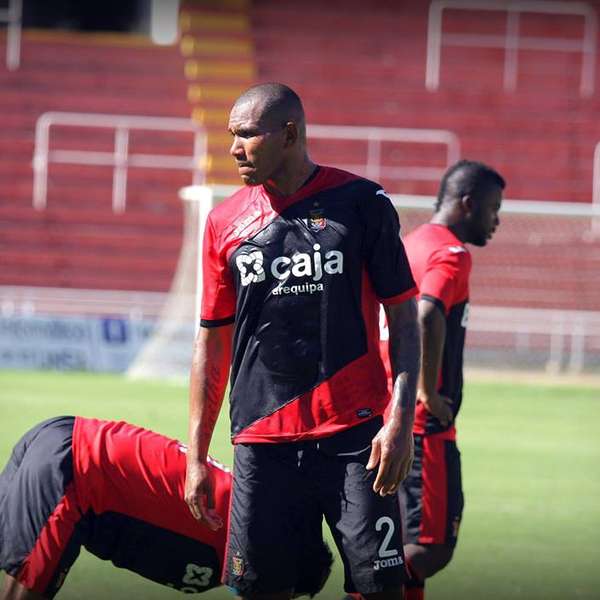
[404,585,424,600]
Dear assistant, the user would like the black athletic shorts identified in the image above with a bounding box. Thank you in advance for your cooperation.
[0,416,79,598]
[400,434,464,547]
[224,417,408,596]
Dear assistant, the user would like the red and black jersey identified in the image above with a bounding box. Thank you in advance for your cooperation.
[380,224,471,437]
[406,224,471,436]
[72,417,231,585]
[201,166,417,443]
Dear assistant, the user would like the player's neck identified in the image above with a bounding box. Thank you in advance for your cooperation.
[264,157,317,197]
[430,214,468,243]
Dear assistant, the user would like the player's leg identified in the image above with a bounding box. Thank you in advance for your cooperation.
[223,443,315,600]
[401,435,463,599]
[0,417,85,600]
[318,418,407,600]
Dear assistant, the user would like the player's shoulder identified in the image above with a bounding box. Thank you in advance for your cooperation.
[317,165,384,197]
[409,224,469,252]
[208,185,256,224]
[407,224,471,269]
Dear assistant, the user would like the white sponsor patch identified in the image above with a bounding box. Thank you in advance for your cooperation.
[235,245,344,295]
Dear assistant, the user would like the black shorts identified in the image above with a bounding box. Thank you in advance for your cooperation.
[0,416,80,598]
[400,434,464,547]
[224,417,408,596]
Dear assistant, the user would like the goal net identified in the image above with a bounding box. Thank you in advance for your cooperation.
[127,188,600,380]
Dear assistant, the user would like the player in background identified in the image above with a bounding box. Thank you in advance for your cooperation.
[381,160,504,600]
[0,416,333,600]
[185,82,420,599]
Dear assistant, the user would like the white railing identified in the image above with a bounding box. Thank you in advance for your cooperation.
[0,0,22,70]
[426,0,597,97]
[468,306,600,373]
[586,141,600,232]
[307,124,460,185]
[32,112,207,213]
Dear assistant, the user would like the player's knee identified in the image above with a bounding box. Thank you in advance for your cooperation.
[404,543,455,580]
[432,543,454,571]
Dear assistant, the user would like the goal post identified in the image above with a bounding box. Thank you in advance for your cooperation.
[126,185,217,381]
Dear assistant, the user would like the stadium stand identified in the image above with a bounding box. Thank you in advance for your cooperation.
[0,28,192,292]
[2,0,600,372]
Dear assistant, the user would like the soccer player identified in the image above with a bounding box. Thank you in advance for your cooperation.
[386,160,504,600]
[0,416,333,600]
[185,82,420,600]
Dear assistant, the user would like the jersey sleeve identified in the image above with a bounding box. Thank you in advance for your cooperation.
[419,246,471,314]
[362,189,417,304]
[200,214,237,327]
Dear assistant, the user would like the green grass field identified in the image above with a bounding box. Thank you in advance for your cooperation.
[0,370,599,599]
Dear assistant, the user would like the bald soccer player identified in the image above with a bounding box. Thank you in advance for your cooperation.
[185,82,420,600]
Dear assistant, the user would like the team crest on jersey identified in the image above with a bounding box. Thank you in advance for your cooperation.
[308,208,326,232]
[231,554,245,577]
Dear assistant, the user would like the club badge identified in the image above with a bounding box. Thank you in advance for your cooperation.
[231,554,245,577]
[308,208,326,232]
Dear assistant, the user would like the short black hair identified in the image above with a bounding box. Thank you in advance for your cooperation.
[435,159,505,212]
[234,82,305,130]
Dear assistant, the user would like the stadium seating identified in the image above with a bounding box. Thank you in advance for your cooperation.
[0,29,191,291]
[1,0,600,317]
[248,0,600,313]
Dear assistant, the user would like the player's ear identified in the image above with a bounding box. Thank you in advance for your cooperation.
[460,194,474,217]
[283,121,298,147]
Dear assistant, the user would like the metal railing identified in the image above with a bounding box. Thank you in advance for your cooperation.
[426,0,597,96]
[588,140,600,232]
[32,112,207,213]
[307,124,460,185]
[0,0,22,70]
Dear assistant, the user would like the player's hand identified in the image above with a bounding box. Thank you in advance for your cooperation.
[184,459,223,530]
[418,390,453,427]
[366,422,414,496]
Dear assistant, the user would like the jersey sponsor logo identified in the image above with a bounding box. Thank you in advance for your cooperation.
[448,245,467,254]
[236,250,266,286]
[168,563,214,593]
[235,245,344,295]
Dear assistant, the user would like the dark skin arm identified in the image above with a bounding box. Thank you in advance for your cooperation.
[184,324,233,530]
[367,298,420,495]
[418,298,453,427]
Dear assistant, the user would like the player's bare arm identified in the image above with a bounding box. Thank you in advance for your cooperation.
[368,298,419,496]
[185,324,233,529]
[417,298,453,427]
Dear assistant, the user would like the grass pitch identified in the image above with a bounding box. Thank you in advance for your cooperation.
[0,370,599,599]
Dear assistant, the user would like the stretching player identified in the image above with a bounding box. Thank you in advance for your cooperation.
[0,416,333,600]
[382,160,504,599]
